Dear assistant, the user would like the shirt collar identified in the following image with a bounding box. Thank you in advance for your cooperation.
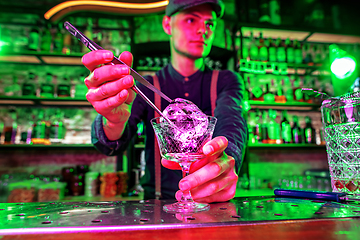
[167,63,206,82]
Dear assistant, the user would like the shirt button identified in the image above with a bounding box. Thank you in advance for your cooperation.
[184,77,189,82]
[184,93,189,97]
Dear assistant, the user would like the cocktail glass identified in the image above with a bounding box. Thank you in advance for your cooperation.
[151,115,217,213]
[321,97,360,195]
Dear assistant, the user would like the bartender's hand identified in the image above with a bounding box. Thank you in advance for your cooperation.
[162,136,238,203]
[81,50,136,140]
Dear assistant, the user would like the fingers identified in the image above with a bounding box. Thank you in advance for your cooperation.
[179,155,235,191]
[119,51,133,67]
[81,50,114,72]
[175,171,238,203]
[86,75,134,101]
[202,136,228,156]
[85,65,131,89]
[189,136,228,173]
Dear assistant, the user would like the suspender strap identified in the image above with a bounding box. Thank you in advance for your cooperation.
[210,70,219,117]
[152,74,162,200]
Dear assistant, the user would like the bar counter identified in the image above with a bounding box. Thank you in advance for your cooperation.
[1,195,360,239]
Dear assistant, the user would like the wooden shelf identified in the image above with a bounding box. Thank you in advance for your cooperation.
[0,51,83,66]
[0,96,91,107]
[248,100,320,111]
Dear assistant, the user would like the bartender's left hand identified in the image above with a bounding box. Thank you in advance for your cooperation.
[162,136,238,203]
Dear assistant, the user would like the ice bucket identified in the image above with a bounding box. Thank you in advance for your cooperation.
[321,95,360,194]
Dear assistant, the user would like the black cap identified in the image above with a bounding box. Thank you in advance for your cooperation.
[165,0,225,18]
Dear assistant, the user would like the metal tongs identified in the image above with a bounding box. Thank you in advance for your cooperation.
[64,21,173,124]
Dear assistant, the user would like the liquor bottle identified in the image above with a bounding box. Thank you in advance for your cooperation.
[62,31,72,55]
[20,112,34,145]
[274,79,286,103]
[261,110,269,143]
[268,109,281,144]
[293,77,304,102]
[22,72,37,97]
[74,75,88,99]
[254,109,262,143]
[294,40,303,64]
[249,32,259,61]
[50,109,65,143]
[4,76,21,96]
[268,38,277,63]
[263,83,275,102]
[32,109,46,141]
[3,109,17,145]
[57,75,71,97]
[28,26,40,51]
[40,24,52,52]
[284,77,294,102]
[285,38,294,63]
[276,38,286,63]
[302,76,312,103]
[292,115,303,144]
[52,24,63,53]
[304,116,316,144]
[281,110,292,144]
[258,32,268,62]
[40,73,55,98]
[247,112,256,144]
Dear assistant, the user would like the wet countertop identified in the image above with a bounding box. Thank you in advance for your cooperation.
[1,195,360,239]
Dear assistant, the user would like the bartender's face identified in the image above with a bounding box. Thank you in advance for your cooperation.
[163,4,217,59]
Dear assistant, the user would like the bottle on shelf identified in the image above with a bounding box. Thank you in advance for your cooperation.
[276,38,286,63]
[268,109,281,144]
[52,23,64,53]
[285,38,294,63]
[304,116,316,144]
[268,37,277,62]
[57,75,71,97]
[283,77,294,102]
[247,111,256,144]
[28,26,40,51]
[22,72,37,97]
[3,109,18,145]
[50,109,65,143]
[292,77,304,102]
[249,31,259,61]
[40,24,52,52]
[274,78,286,103]
[263,83,275,102]
[20,111,34,145]
[32,109,46,143]
[294,39,303,64]
[258,32,268,62]
[4,76,21,97]
[291,115,303,144]
[40,73,55,98]
[261,110,269,144]
[254,109,262,143]
[281,110,292,144]
[74,75,88,99]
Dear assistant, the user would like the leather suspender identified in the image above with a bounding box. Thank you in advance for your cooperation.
[152,74,162,200]
[210,70,219,117]
[152,70,219,199]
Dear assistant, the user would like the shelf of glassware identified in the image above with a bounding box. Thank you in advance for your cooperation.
[248,100,321,111]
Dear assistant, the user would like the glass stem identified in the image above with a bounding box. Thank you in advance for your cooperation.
[179,161,194,204]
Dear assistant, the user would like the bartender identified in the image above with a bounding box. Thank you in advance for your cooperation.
[82,0,247,202]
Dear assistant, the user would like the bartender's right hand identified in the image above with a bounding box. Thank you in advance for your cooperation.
[82,50,136,140]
